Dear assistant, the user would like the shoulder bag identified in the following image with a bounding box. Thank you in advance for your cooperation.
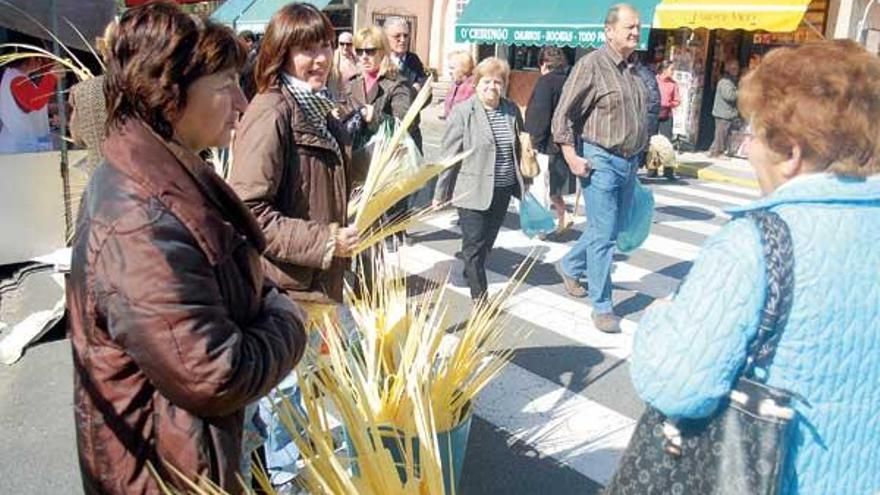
[605,210,797,495]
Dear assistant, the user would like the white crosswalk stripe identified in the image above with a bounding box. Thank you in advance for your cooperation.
[398,178,758,490]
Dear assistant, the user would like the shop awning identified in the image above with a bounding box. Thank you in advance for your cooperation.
[124,0,205,6]
[454,0,659,48]
[211,0,331,33]
[653,0,813,32]
[0,0,115,51]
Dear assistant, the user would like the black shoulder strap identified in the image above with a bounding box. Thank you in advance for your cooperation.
[743,210,795,381]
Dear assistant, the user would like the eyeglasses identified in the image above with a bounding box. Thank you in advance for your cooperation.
[339,42,352,47]
[355,48,378,56]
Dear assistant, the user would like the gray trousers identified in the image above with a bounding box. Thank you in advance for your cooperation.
[709,118,733,156]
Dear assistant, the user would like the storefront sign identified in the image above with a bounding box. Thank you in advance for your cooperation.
[456,25,650,48]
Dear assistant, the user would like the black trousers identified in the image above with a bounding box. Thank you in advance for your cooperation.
[458,184,517,300]
[658,117,673,140]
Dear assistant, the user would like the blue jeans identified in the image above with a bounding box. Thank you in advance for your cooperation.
[561,142,639,314]
[241,305,359,485]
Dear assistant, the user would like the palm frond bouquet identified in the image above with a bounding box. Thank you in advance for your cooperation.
[275,251,534,495]
[347,82,472,254]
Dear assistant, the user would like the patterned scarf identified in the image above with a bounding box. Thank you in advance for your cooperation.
[281,74,343,162]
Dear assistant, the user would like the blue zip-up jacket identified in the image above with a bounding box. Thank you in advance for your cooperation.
[631,173,880,495]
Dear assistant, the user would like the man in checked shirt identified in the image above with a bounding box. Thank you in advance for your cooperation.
[552,3,648,334]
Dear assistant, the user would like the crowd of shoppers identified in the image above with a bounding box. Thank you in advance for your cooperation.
[59,1,880,493]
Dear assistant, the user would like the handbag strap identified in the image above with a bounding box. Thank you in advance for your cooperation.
[742,210,795,382]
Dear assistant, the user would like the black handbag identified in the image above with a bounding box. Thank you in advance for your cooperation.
[605,210,798,495]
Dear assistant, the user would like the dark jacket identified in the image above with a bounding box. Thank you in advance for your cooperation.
[524,68,568,155]
[443,96,526,211]
[635,63,661,137]
[345,71,422,149]
[69,119,306,495]
[229,83,354,304]
[397,51,428,88]
[240,47,259,102]
[712,74,739,120]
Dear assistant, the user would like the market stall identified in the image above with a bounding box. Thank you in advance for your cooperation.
[649,0,824,153]
[0,0,112,363]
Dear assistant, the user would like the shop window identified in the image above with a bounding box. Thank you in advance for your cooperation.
[507,45,575,71]
[477,43,495,62]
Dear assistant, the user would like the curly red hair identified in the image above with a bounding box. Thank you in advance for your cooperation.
[739,39,880,177]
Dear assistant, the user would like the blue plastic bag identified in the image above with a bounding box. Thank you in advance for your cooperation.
[520,192,557,238]
[617,180,654,253]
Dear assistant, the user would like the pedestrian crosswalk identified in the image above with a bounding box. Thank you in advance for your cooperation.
[396,176,761,494]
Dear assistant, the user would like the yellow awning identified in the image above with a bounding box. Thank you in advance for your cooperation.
[653,0,812,32]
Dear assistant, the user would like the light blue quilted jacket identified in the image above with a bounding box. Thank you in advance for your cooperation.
[631,173,880,495]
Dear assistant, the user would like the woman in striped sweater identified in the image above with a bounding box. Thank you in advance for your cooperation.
[442,57,526,300]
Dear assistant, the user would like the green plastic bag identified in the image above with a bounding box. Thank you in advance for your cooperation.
[617,181,654,253]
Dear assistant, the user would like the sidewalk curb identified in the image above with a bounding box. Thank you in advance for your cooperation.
[675,161,759,190]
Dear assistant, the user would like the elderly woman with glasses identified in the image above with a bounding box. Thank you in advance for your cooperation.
[442,57,526,301]
[628,40,880,494]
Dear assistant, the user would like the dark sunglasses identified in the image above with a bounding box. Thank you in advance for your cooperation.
[339,42,352,46]
[355,48,378,56]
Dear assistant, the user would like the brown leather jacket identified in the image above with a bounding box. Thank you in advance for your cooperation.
[68,119,307,494]
[229,84,354,304]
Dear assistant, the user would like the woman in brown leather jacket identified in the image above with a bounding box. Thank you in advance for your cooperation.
[226,4,359,488]
[229,3,358,309]
[67,3,307,494]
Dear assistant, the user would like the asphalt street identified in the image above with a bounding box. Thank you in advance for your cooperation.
[0,103,764,494]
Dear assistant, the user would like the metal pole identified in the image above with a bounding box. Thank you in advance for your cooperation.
[857,0,877,45]
[233,0,259,33]
[51,0,72,241]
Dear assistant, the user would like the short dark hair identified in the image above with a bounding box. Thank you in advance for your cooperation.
[239,30,256,43]
[105,1,246,139]
[539,47,568,71]
[255,2,335,94]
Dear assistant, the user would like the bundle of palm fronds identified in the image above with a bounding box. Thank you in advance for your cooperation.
[348,82,472,254]
[152,250,536,494]
[345,248,535,433]
[278,327,448,495]
[282,250,534,493]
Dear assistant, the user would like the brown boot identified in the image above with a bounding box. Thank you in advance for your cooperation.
[555,262,587,298]
[592,311,621,334]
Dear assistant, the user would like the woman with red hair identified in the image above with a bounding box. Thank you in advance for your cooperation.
[628,40,880,494]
